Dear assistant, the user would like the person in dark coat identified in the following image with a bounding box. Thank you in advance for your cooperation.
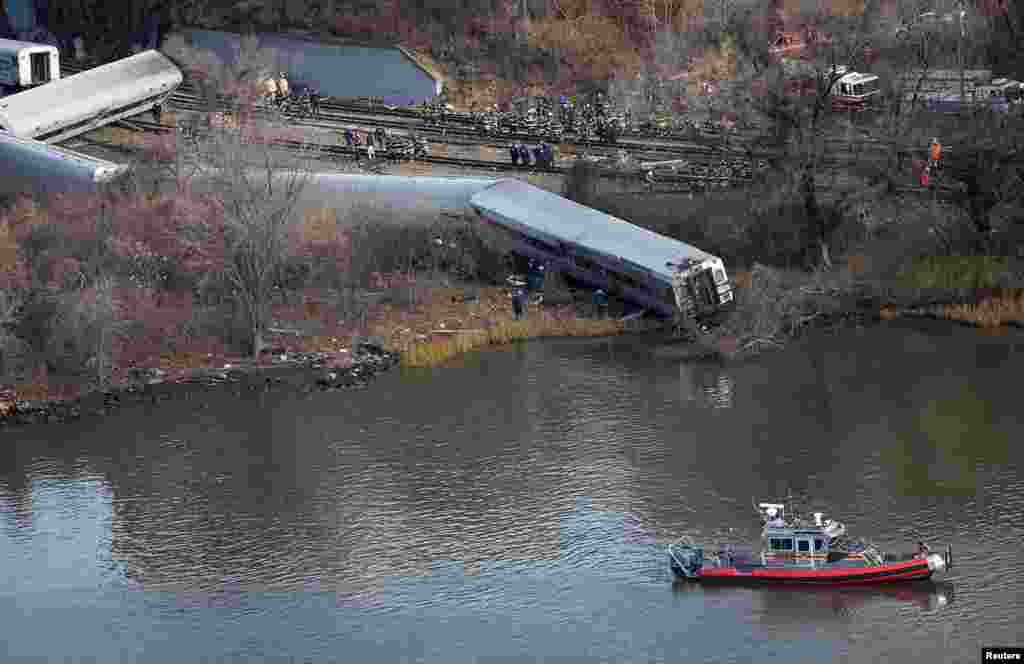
[512,288,526,319]
[309,88,322,118]
[510,143,520,167]
[343,128,353,147]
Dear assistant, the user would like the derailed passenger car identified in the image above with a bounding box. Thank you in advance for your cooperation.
[469,178,734,321]
[0,49,182,143]
[0,130,129,198]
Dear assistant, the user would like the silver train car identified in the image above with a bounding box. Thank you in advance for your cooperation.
[0,49,182,143]
[0,130,129,198]
[0,38,60,90]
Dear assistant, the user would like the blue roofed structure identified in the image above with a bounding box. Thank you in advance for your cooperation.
[175,30,442,105]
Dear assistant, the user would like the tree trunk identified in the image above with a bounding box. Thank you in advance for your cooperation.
[251,327,264,359]
[801,165,831,269]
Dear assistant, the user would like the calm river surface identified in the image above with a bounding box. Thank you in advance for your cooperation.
[2,320,1023,663]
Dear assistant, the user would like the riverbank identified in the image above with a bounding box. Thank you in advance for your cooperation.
[0,342,400,428]
[3,274,1017,428]
[675,261,1024,362]
[0,283,653,428]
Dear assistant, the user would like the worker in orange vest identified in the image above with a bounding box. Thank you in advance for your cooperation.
[930,138,941,171]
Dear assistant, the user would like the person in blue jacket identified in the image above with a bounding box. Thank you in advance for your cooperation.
[593,289,609,318]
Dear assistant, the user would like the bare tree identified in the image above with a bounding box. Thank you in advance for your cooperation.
[197,122,319,357]
[940,110,1024,254]
[746,11,878,269]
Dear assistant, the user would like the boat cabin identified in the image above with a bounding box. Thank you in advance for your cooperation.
[756,501,855,561]
[765,528,830,557]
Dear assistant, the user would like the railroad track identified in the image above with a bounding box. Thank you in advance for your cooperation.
[62,59,947,187]
[117,116,753,187]
[63,59,949,162]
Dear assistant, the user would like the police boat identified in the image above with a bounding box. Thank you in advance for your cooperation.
[668,501,952,585]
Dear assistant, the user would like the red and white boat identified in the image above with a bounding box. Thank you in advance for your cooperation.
[668,501,952,585]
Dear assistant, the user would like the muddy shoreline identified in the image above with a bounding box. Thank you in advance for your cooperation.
[0,343,400,430]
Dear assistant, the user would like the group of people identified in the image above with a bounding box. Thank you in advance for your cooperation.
[339,126,426,162]
[510,142,554,169]
[262,72,322,118]
[263,73,290,105]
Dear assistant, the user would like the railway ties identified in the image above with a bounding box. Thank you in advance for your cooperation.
[119,116,752,189]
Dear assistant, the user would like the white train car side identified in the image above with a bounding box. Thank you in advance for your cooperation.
[0,130,129,198]
[0,38,60,89]
[0,49,182,143]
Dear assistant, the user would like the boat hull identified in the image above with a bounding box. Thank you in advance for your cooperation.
[679,559,934,585]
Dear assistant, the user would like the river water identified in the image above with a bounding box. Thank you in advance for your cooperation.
[2,320,1023,662]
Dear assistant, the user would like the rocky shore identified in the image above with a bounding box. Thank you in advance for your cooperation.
[0,342,400,429]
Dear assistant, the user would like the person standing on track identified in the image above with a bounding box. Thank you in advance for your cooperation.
[367,142,376,161]
[930,138,942,173]
[510,143,520,167]
[309,88,321,119]
[264,76,279,105]
[277,73,290,106]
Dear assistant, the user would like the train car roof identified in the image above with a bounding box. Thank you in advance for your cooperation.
[469,178,718,285]
[0,50,181,138]
[0,130,129,197]
[0,38,60,53]
[293,173,500,219]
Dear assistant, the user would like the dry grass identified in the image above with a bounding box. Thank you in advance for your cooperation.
[13,382,48,402]
[732,270,753,290]
[362,286,626,367]
[399,314,626,367]
[846,254,868,275]
[921,290,1024,328]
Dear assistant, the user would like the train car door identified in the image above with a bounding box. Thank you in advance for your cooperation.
[30,51,50,85]
[695,268,717,309]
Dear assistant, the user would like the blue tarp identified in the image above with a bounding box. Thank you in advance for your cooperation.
[926,96,1009,114]
[2,0,34,34]
[177,30,439,105]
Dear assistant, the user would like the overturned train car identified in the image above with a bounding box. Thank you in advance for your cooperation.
[0,49,181,143]
[468,179,733,320]
[0,130,130,198]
